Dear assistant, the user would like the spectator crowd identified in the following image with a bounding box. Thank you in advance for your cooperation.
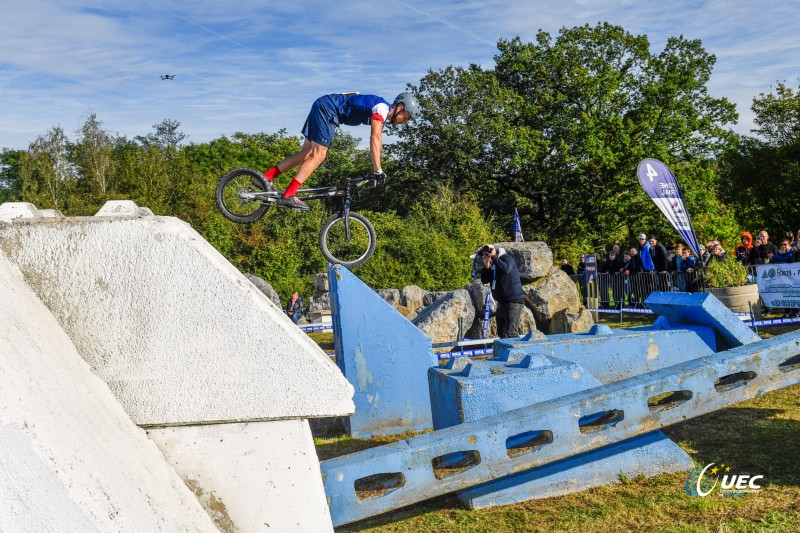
[560,229,800,312]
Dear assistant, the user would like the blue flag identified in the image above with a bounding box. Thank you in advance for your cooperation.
[513,208,524,242]
[636,159,701,258]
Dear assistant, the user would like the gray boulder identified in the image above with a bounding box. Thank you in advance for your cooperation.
[309,272,330,312]
[467,305,540,340]
[313,272,329,292]
[549,307,595,334]
[400,285,428,314]
[522,268,582,332]
[465,278,497,316]
[413,289,475,344]
[492,241,554,282]
[377,288,401,307]
[423,291,448,307]
[246,274,281,309]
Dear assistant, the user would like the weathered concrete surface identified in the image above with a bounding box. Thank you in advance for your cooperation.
[429,352,692,509]
[147,419,333,533]
[413,289,475,344]
[329,264,438,437]
[0,249,216,532]
[645,291,760,350]
[0,204,354,425]
[323,330,800,526]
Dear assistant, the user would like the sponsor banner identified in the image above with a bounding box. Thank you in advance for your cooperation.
[756,263,800,308]
[300,324,333,332]
[637,158,701,259]
[438,346,494,361]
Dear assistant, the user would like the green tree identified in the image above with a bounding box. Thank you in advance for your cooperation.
[394,23,738,252]
[719,82,800,236]
[74,113,116,195]
[0,149,23,203]
[19,126,77,210]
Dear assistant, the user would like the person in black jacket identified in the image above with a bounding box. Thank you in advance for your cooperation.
[649,236,670,291]
[479,244,525,338]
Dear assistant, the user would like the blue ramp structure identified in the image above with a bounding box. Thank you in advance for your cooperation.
[491,324,717,386]
[644,291,760,349]
[322,329,800,526]
[429,321,711,508]
[328,264,438,437]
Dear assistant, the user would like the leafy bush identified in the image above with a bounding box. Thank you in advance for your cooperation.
[705,258,749,287]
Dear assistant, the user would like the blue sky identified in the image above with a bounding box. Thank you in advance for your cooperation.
[1,0,798,150]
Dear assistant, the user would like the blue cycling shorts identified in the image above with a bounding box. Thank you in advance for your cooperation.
[301,96,339,147]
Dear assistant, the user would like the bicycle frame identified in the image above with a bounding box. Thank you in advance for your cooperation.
[240,175,379,243]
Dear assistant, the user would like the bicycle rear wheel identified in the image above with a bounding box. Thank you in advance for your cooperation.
[215,167,271,223]
[319,212,376,268]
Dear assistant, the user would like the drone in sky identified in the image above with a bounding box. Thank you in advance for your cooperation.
[160,74,175,80]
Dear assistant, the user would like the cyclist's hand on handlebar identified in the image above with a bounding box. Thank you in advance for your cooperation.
[372,170,387,185]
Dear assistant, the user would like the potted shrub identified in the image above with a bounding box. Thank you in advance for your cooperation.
[704,259,760,317]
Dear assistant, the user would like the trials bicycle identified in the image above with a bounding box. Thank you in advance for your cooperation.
[215,167,379,268]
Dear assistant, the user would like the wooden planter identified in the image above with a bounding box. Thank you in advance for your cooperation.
[708,284,761,318]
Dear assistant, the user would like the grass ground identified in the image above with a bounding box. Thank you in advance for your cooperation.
[312,315,800,532]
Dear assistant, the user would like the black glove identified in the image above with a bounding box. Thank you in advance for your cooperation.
[372,170,387,184]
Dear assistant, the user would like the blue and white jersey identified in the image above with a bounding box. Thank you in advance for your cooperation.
[323,94,391,126]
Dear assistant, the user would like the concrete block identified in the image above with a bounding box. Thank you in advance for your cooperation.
[95,199,153,217]
[492,326,716,385]
[38,209,65,218]
[147,419,334,532]
[645,291,760,350]
[459,432,693,508]
[0,202,42,220]
[322,330,799,527]
[329,264,438,437]
[0,213,354,425]
[0,250,216,532]
[429,354,692,509]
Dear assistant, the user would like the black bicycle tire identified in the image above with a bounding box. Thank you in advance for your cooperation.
[215,167,271,224]
[318,212,377,268]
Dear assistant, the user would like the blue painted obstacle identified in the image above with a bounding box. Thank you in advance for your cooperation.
[322,329,800,526]
[429,321,711,508]
[328,264,438,437]
[644,291,760,350]
[491,324,716,386]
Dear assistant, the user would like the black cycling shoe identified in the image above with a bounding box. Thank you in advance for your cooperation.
[278,195,310,211]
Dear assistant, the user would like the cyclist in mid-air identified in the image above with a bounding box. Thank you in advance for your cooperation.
[260,91,420,210]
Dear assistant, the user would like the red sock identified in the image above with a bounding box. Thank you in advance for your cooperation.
[283,178,302,198]
[263,166,282,181]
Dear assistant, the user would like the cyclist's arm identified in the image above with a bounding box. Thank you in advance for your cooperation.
[369,118,383,172]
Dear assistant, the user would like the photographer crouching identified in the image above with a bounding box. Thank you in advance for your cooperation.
[479,244,525,338]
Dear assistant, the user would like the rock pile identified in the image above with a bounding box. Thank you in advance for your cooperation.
[310,241,593,343]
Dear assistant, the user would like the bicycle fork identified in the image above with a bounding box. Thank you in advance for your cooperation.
[342,199,352,243]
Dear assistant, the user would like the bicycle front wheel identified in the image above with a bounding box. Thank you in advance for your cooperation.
[319,212,377,268]
[215,167,270,224]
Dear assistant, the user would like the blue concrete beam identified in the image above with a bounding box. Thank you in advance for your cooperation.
[321,330,800,526]
[328,264,438,437]
[644,291,760,350]
[491,327,716,385]
[428,344,696,509]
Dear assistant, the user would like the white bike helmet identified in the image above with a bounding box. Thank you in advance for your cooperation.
[394,92,421,119]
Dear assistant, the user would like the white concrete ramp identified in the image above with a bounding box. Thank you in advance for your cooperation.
[0,202,353,424]
[0,250,216,532]
[0,201,354,532]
